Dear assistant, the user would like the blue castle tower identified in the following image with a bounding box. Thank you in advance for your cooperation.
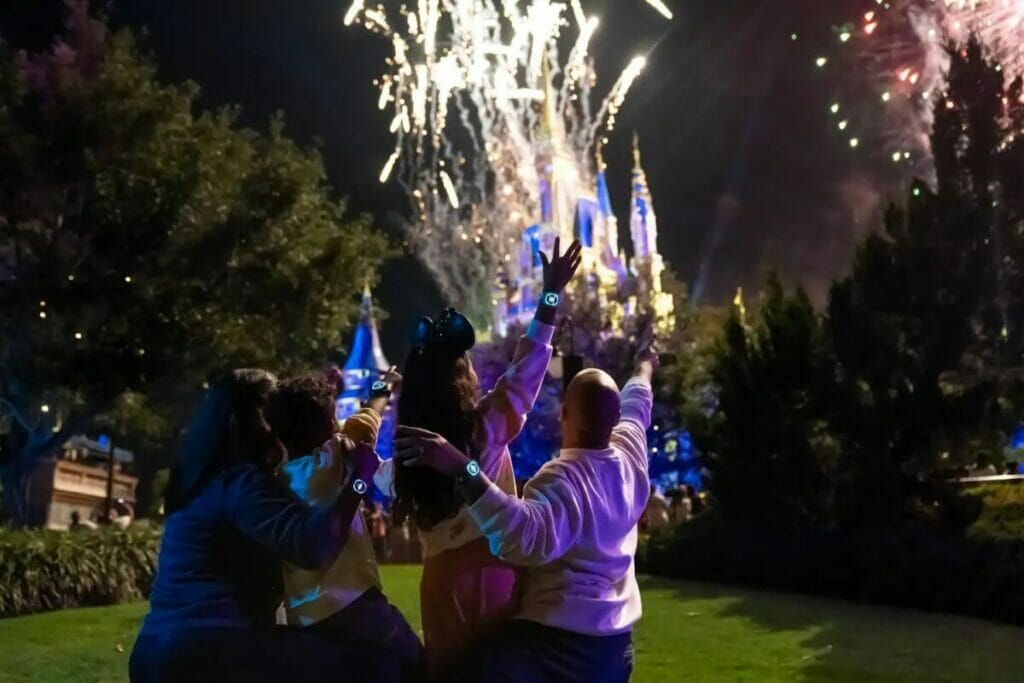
[337,285,395,458]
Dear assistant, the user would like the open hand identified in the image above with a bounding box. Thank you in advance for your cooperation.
[633,317,660,373]
[540,237,583,294]
[394,425,471,477]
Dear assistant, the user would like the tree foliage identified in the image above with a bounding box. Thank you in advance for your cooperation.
[691,36,1024,531]
[695,278,839,529]
[0,2,388,524]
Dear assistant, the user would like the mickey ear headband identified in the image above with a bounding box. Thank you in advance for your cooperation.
[412,308,476,354]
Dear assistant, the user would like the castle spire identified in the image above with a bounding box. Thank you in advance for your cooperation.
[342,284,390,375]
[629,133,656,261]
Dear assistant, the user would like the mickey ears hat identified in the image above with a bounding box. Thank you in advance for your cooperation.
[412,308,476,353]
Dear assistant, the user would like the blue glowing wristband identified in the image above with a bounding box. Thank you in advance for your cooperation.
[457,459,481,484]
[541,292,560,307]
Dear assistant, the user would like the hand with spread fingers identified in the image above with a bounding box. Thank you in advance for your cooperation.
[540,237,583,295]
[393,425,472,478]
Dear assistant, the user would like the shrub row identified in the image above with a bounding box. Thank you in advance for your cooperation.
[0,527,160,618]
[638,513,1024,626]
[964,483,1024,540]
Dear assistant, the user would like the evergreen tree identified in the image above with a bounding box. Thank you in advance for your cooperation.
[696,277,838,529]
[0,2,388,524]
[825,37,1024,526]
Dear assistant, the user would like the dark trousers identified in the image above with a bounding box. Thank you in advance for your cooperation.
[313,587,426,682]
[129,623,398,683]
[445,619,634,683]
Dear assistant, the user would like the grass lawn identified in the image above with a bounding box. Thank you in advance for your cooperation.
[2,567,1024,682]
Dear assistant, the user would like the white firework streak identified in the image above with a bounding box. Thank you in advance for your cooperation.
[344,0,666,322]
[826,0,1024,177]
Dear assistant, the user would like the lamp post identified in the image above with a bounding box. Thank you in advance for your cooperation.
[99,434,115,523]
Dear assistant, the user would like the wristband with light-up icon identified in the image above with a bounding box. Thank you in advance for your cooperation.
[457,459,481,485]
[369,380,391,399]
[352,478,369,495]
[541,292,560,307]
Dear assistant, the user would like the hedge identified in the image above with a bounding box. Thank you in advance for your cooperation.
[0,527,160,618]
[638,513,1024,626]
[965,483,1024,540]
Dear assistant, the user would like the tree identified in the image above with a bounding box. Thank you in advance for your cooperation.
[694,277,839,529]
[0,2,388,524]
[824,37,1024,528]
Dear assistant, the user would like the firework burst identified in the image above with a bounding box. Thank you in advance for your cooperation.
[820,0,1024,175]
[345,0,668,322]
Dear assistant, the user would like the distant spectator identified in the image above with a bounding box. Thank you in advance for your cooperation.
[369,502,390,563]
[111,498,134,529]
[69,510,98,532]
[642,485,670,532]
[669,489,693,524]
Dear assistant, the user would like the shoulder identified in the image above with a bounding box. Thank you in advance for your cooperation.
[525,457,581,493]
[222,463,277,495]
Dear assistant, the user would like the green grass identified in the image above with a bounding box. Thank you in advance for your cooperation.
[2,567,1024,682]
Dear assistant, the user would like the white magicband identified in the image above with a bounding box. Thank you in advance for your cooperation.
[353,479,368,495]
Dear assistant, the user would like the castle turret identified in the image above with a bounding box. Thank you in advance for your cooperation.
[630,132,658,263]
[338,284,391,421]
[595,140,626,285]
[629,134,674,324]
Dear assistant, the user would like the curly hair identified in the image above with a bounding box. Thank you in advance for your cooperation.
[265,373,339,460]
[394,345,479,529]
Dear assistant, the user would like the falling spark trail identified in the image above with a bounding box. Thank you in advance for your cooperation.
[348,0,672,319]
[645,0,674,20]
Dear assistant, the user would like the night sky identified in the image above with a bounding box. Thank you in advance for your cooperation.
[2,0,905,358]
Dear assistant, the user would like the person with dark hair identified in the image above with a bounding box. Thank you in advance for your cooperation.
[381,238,581,676]
[396,327,659,683]
[267,370,423,681]
[130,369,384,683]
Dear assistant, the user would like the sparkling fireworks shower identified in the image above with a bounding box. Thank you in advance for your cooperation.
[344,0,670,322]
[817,0,1024,175]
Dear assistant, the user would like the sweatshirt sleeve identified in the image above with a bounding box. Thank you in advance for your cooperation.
[341,407,383,446]
[473,320,554,472]
[229,465,346,570]
[610,377,653,474]
[373,457,395,498]
[466,465,584,567]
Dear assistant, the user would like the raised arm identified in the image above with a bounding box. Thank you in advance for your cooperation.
[231,440,378,570]
[611,323,659,473]
[473,321,554,459]
[361,366,401,419]
[474,238,581,460]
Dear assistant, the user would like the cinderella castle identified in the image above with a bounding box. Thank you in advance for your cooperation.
[491,127,675,338]
[336,77,683,480]
[339,130,676,419]
[336,136,682,487]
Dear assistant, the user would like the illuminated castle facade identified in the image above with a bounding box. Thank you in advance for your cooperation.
[491,128,675,338]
